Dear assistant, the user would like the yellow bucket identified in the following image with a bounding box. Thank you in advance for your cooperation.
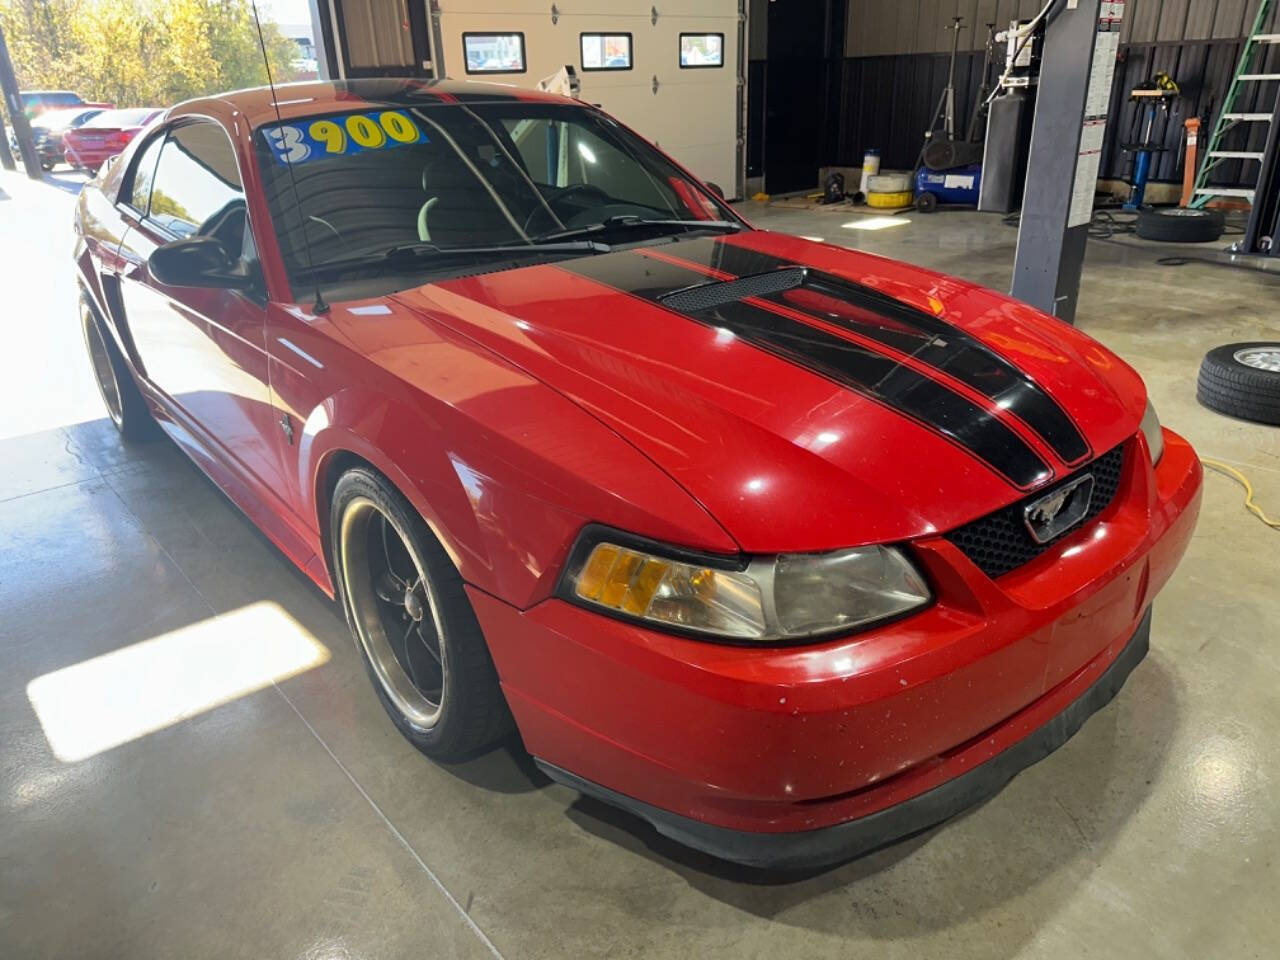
[865,190,913,209]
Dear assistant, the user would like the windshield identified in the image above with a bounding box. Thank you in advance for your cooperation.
[254,102,740,296]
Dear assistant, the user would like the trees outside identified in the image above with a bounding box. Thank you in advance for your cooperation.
[0,0,298,115]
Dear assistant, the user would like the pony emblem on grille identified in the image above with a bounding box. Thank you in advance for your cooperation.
[1023,474,1095,544]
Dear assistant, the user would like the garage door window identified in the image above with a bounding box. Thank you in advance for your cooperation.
[580,33,632,71]
[679,33,724,68]
[463,33,525,74]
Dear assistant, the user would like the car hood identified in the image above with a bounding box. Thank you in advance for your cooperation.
[371,231,1144,553]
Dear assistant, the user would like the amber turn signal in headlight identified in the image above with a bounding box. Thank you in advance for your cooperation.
[562,531,932,643]
[572,542,767,639]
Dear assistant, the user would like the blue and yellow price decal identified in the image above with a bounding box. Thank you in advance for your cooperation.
[265,110,428,166]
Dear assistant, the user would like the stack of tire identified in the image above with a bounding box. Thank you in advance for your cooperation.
[864,173,914,210]
[1198,343,1280,426]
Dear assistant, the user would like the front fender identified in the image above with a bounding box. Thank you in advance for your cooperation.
[295,382,736,610]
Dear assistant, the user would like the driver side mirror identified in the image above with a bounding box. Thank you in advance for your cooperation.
[706,182,725,200]
[148,236,249,290]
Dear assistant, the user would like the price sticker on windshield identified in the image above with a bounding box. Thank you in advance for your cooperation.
[264,110,428,166]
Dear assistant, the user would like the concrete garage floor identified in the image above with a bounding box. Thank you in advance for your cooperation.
[2,170,1279,960]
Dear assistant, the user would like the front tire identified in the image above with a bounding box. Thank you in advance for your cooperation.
[331,468,512,759]
[80,297,154,440]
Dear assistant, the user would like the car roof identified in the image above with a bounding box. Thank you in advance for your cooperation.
[170,78,577,129]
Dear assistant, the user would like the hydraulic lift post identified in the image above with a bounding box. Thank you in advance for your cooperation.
[1011,0,1123,325]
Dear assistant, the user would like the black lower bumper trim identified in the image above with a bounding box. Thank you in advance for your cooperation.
[537,607,1152,871]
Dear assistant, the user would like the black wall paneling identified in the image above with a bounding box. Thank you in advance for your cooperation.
[747,60,765,178]
[834,50,988,173]
[747,2,1273,193]
[829,35,1275,192]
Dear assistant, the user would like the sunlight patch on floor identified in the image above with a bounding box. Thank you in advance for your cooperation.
[27,601,331,762]
[842,217,912,231]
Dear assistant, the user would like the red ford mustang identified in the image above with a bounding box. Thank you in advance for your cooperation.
[74,79,1201,870]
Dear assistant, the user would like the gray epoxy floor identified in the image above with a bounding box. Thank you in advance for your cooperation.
[2,171,1279,959]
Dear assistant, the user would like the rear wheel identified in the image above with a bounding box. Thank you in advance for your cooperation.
[332,468,512,759]
[80,298,153,440]
[916,191,939,213]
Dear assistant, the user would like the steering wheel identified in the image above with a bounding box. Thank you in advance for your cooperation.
[551,182,612,208]
[523,183,615,234]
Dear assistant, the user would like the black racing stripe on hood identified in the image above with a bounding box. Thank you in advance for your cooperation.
[662,237,1091,466]
[557,250,1052,490]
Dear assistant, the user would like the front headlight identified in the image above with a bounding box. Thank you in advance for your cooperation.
[559,529,932,643]
[1140,398,1164,465]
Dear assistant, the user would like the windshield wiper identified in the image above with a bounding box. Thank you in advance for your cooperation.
[296,239,610,278]
[534,216,744,244]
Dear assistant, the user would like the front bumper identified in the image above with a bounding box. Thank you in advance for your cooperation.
[537,606,1151,870]
[469,429,1201,866]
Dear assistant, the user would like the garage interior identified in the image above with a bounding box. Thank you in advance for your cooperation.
[2,0,1279,958]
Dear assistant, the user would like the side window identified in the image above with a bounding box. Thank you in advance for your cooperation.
[148,121,246,246]
[122,134,165,213]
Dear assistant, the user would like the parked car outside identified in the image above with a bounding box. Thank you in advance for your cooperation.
[73,80,1201,870]
[63,108,162,174]
[8,107,105,170]
[18,90,86,118]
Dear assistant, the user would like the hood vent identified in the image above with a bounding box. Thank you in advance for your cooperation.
[659,267,805,313]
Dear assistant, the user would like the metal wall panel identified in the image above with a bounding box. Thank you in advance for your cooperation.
[749,0,769,58]
[843,0,1266,56]
[1156,0,1191,41]
[1184,0,1218,39]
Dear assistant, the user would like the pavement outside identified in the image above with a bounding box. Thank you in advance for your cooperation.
[2,169,1278,959]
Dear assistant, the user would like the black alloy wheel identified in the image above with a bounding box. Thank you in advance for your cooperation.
[332,468,512,758]
[79,297,153,440]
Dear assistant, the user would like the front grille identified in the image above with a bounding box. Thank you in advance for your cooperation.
[944,443,1127,579]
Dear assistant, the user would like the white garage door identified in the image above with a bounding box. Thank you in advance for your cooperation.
[437,1,743,197]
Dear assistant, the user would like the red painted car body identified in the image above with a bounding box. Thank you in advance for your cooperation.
[74,80,1201,869]
[63,108,162,172]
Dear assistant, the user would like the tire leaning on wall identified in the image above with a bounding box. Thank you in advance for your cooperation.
[1197,343,1280,426]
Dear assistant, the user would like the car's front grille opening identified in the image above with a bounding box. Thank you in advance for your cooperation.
[944,442,1128,579]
